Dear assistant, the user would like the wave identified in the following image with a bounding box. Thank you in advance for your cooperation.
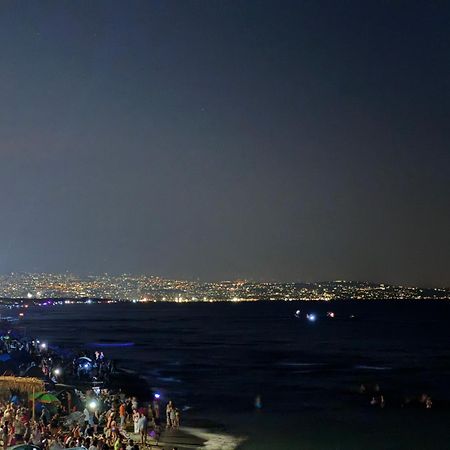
[277,362,327,367]
[88,341,135,347]
[182,426,246,450]
[158,376,182,383]
[355,365,392,371]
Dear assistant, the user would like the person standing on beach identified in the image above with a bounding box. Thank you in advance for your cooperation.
[31,424,41,447]
[125,399,133,424]
[110,419,118,441]
[132,410,140,434]
[138,414,148,445]
[23,421,31,443]
[165,401,173,429]
[1,422,9,450]
[40,406,50,426]
[170,407,177,429]
[119,403,126,429]
[113,436,121,450]
[173,408,180,429]
[255,395,262,410]
[152,398,160,422]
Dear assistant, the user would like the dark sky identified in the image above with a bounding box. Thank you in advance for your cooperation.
[0,1,449,286]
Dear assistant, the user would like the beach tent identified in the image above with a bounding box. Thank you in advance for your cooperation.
[0,376,45,420]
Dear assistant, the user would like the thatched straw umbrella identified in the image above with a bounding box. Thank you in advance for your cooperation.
[0,376,45,420]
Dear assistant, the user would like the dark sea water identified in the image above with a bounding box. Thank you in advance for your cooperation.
[17,301,450,449]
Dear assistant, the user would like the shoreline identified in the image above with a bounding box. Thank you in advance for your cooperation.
[181,426,246,450]
[2,322,245,450]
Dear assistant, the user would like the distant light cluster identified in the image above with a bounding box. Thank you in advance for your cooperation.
[0,273,448,304]
[0,273,450,306]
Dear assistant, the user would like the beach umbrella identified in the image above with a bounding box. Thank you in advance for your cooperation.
[77,357,93,369]
[30,392,60,403]
[77,356,92,362]
[8,445,41,450]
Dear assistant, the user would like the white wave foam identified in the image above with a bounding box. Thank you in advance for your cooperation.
[158,376,182,383]
[278,362,326,367]
[181,426,246,450]
[355,365,392,370]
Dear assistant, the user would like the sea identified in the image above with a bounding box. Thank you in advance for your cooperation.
[15,300,450,449]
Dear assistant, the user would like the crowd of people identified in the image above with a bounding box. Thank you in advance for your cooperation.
[0,331,183,450]
[359,383,434,409]
[0,394,182,450]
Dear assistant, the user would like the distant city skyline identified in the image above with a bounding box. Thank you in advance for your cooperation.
[1,1,449,287]
[1,270,450,288]
[0,272,449,298]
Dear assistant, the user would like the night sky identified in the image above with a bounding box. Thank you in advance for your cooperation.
[0,1,449,286]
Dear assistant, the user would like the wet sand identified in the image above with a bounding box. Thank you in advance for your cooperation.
[128,426,242,449]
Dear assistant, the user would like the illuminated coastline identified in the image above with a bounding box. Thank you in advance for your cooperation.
[0,273,448,304]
